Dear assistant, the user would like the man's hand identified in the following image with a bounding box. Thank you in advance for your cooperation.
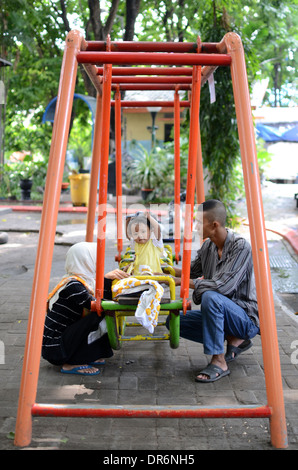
[171,276,182,286]
[171,277,196,289]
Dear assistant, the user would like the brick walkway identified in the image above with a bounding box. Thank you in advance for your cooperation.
[0,183,297,450]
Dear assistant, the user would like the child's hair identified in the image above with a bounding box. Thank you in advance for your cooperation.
[126,213,150,239]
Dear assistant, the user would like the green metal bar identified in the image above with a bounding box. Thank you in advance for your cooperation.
[101,300,183,311]
[120,334,170,341]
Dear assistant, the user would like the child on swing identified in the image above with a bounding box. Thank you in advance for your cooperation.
[125,211,164,276]
[113,211,166,334]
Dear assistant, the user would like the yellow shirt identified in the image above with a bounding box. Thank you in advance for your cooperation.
[133,239,163,275]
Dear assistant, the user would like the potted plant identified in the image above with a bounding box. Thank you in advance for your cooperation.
[128,144,164,201]
[0,162,19,200]
[61,180,70,192]
[10,155,39,200]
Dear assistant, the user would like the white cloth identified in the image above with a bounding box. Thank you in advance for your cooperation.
[112,276,164,334]
[87,318,107,344]
[49,242,97,310]
[65,242,97,291]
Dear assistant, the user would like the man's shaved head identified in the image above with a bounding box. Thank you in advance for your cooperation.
[202,199,227,227]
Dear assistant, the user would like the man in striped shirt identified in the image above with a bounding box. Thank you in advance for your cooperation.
[171,199,260,383]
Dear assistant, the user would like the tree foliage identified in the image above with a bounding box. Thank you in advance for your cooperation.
[197,5,242,215]
[0,0,297,207]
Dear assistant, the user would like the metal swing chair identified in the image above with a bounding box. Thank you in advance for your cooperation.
[14,31,288,449]
[86,41,203,351]
[96,71,193,350]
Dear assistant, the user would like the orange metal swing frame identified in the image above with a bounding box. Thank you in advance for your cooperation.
[14,31,288,449]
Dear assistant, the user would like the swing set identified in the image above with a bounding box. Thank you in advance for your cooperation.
[14,30,288,448]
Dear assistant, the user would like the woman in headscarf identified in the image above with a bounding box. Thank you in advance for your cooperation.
[42,242,129,376]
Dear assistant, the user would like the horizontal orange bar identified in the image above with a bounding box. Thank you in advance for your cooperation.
[32,403,272,419]
[86,41,219,53]
[111,84,191,91]
[97,66,193,76]
[111,76,192,83]
[110,100,191,108]
[77,51,231,67]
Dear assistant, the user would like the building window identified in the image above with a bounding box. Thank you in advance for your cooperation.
[164,123,174,142]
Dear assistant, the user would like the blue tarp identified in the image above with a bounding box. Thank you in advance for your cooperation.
[256,123,298,143]
[42,93,97,147]
[281,125,298,142]
[255,123,283,142]
[42,93,97,124]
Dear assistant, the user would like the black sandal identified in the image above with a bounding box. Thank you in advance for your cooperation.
[225,339,252,363]
[195,363,230,383]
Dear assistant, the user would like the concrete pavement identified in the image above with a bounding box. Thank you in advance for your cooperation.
[0,182,297,451]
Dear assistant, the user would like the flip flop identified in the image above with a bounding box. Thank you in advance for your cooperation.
[88,359,106,366]
[195,363,230,383]
[60,365,100,376]
[225,339,253,363]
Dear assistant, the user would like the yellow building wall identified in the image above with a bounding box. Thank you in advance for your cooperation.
[123,111,165,143]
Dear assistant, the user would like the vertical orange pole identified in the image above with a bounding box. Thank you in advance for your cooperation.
[224,32,287,449]
[174,88,181,264]
[14,30,83,447]
[86,93,103,242]
[195,36,205,207]
[115,86,123,260]
[95,62,112,309]
[195,120,205,205]
[180,65,201,312]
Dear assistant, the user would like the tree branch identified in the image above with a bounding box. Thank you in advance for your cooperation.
[58,0,71,32]
[103,0,121,38]
[88,0,103,40]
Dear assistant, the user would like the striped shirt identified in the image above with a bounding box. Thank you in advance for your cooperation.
[42,279,93,348]
[42,277,113,349]
[190,229,259,327]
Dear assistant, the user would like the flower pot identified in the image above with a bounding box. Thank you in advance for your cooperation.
[20,179,33,200]
[141,188,154,201]
[61,182,70,192]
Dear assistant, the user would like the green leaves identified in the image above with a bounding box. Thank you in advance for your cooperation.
[127,143,165,189]
[1,0,297,210]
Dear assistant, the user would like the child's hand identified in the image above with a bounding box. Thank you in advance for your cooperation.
[122,264,131,272]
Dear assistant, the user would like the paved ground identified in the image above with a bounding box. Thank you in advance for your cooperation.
[0,182,297,452]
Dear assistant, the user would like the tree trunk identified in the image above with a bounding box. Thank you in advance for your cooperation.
[59,1,142,151]
[123,0,141,41]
